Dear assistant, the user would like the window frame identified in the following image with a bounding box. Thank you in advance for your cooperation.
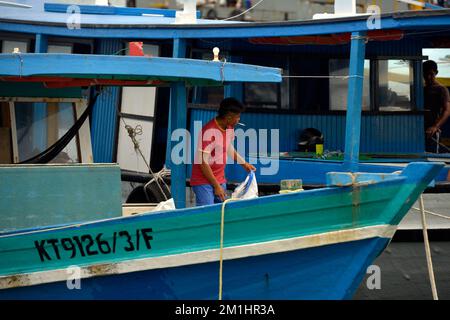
[0,97,91,164]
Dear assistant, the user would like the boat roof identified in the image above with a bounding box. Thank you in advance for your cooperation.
[0,4,449,40]
[0,53,282,87]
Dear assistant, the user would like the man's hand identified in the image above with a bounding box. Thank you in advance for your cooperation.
[242,162,256,173]
[426,125,441,138]
[214,184,226,202]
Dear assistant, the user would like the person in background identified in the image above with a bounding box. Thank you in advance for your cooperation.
[190,97,255,206]
[423,60,450,153]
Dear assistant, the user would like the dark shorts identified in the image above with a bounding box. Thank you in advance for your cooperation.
[192,183,227,206]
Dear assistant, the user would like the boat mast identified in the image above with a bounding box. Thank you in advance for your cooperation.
[343,31,367,171]
[166,38,188,208]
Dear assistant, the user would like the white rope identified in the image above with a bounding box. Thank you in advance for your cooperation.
[419,195,439,300]
[412,206,450,221]
[223,0,266,21]
[218,197,238,300]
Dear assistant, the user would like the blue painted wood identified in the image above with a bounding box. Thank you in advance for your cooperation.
[189,109,424,154]
[344,31,366,171]
[0,54,282,84]
[34,34,48,54]
[170,81,187,209]
[43,3,201,18]
[0,237,390,300]
[90,39,122,163]
[326,172,400,187]
[166,38,187,170]
[226,156,448,185]
[0,164,123,232]
[32,34,48,154]
[224,56,244,100]
[0,11,449,39]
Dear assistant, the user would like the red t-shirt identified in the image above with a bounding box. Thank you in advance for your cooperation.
[190,118,235,186]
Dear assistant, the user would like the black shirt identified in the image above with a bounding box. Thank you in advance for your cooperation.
[424,83,450,128]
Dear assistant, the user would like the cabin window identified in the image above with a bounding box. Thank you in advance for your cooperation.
[117,44,159,173]
[242,55,290,110]
[244,82,279,109]
[47,44,73,54]
[0,99,89,164]
[377,60,413,112]
[14,102,80,163]
[1,40,29,53]
[329,59,371,111]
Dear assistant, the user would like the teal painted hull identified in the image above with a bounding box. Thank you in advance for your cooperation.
[0,162,443,299]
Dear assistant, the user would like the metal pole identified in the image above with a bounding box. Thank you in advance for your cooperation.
[344,31,367,171]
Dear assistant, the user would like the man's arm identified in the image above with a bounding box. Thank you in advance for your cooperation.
[227,144,256,172]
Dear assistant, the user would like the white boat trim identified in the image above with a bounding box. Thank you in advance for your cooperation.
[0,224,397,290]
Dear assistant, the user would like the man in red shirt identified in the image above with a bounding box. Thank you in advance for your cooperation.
[190,98,255,206]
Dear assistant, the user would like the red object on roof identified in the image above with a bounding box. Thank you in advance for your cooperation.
[129,42,145,56]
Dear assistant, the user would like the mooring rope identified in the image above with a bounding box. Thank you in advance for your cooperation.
[218,197,238,300]
[418,195,439,300]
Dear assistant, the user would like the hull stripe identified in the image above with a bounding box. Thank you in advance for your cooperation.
[0,224,396,290]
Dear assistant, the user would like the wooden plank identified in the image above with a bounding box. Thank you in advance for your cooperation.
[0,127,12,164]
[0,54,282,84]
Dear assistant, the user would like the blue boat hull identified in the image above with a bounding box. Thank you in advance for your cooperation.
[0,237,390,300]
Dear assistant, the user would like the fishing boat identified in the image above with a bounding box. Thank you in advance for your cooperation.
[0,1,448,299]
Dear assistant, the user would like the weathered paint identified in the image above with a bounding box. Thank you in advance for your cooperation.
[0,164,123,232]
[0,224,397,290]
[0,162,442,278]
[0,54,282,84]
[344,31,366,171]
[0,237,391,300]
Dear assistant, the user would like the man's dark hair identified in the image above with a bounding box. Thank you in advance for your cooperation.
[218,97,245,118]
[423,60,438,74]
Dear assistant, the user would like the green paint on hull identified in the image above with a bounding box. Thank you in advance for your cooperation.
[0,180,408,276]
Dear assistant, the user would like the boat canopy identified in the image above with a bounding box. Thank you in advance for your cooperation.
[0,53,282,88]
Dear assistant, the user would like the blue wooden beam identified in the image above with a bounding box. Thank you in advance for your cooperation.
[224,55,244,100]
[1,13,449,39]
[44,3,201,18]
[33,33,48,155]
[34,34,48,54]
[166,38,187,208]
[0,54,281,84]
[344,31,367,171]
[165,38,187,170]
[169,81,187,209]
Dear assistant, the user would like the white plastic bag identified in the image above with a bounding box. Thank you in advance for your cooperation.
[231,171,258,200]
[153,198,176,212]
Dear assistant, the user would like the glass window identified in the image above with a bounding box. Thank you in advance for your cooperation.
[422,48,450,80]
[244,73,289,110]
[378,60,412,111]
[329,59,371,111]
[14,102,80,163]
[2,40,28,54]
[244,82,278,109]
